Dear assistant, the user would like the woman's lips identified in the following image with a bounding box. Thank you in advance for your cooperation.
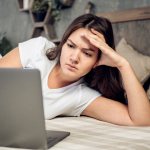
[66,64,78,71]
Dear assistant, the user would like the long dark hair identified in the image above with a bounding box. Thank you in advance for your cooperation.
[46,14,127,104]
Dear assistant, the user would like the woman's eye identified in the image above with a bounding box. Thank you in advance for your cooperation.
[84,52,92,57]
[67,43,74,48]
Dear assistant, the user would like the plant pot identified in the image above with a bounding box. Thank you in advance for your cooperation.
[32,11,47,22]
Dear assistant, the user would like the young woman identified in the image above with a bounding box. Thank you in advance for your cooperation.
[0,14,150,126]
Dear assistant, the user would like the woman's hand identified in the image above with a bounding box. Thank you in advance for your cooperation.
[84,28,128,69]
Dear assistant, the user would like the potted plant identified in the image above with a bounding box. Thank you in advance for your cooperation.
[31,0,61,22]
[32,0,50,22]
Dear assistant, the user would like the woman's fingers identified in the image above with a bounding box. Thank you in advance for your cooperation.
[83,30,106,49]
[83,29,115,57]
[90,28,105,42]
[86,31,99,41]
[86,34,110,54]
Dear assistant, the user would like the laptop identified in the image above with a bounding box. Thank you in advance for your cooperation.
[0,68,70,149]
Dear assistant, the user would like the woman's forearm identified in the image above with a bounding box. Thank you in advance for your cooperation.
[118,61,150,125]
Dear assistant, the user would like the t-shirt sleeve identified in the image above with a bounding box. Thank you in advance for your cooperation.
[18,36,55,68]
[70,84,101,117]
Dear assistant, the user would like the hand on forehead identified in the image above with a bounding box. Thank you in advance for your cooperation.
[83,28,106,42]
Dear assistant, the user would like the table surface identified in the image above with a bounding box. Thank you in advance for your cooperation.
[1,116,150,150]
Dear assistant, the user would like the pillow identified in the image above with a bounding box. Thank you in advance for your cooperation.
[116,38,150,83]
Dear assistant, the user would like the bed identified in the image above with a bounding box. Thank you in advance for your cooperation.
[1,6,150,150]
[47,117,150,150]
[1,116,150,150]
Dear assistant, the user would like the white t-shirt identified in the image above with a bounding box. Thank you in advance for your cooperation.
[18,36,101,119]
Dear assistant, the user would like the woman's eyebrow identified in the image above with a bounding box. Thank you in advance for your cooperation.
[67,39,76,46]
[67,39,95,52]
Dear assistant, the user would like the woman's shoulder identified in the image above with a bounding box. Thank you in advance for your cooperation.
[80,83,100,94]
[72,80,101,96]
[28,36,56,50]
[40,37,56,52]
[19,36,55,49]
[19,36,56,56]
[18,36,56,68]
[38,36,55,46]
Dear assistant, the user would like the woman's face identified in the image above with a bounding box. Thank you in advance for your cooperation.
[60,28,99,80]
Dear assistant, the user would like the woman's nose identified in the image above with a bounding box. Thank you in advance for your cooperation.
[70,50,80,64]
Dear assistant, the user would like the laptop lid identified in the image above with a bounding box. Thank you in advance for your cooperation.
[0,68,70,149]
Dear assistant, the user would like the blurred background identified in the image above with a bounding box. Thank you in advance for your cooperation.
[0,0,150,55]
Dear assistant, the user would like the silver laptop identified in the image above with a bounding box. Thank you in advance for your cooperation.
[0,68,70,149]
